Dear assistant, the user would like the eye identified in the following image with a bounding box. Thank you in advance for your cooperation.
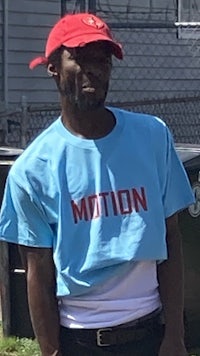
[67,48,78,60]
[97,56,112,66]
[105,57,112,65]
[67,54,73,60]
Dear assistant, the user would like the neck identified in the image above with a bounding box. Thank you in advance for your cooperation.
[61,100,115,139]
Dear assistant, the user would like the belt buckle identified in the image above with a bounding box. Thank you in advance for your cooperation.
[96,328,112,347]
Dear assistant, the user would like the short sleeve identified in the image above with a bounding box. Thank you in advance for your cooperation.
[163,128,195,218]
[0,173,54,247]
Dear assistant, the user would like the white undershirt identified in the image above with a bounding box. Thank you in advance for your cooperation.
[59,261,161,329]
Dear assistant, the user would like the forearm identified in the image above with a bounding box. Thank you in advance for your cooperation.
[19,246,62,356]
[157,221,185,339]
[27,270,61,356]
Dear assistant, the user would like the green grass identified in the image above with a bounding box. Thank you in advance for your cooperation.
[0,337,40,356]
[0,323,40,356]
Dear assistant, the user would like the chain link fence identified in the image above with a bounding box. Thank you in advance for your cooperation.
[1,1,200,148]
[1,94,200,148]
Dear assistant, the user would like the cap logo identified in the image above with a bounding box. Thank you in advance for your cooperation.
[82,16,104,29]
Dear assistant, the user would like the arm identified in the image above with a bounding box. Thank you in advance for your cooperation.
[19,245,62,356]
[157,213,188,356]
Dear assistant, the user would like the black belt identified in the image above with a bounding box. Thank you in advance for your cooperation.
[61,309,161,347]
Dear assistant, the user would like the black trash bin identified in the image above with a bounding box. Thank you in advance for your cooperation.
[0,147,34,338]
[176,143,200,349]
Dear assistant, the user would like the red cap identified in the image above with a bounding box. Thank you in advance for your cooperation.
[29,13,123,69]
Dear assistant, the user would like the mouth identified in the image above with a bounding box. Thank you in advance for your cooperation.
[82,87,96,93]
[82,83,96,93]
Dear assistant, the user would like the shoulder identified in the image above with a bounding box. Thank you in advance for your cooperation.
[109,106,169,139]
[109,107,174,163]
[109,106,166,128]
[9,118,63,187]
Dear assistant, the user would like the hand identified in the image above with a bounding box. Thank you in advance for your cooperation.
[158,336,188,356]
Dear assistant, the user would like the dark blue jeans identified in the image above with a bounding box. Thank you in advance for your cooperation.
[60,319,163,355]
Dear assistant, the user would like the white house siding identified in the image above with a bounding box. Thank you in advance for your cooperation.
[0,0,199,145]
[7,0,60,106]
[7,0,91,107]
[5,0,200,108]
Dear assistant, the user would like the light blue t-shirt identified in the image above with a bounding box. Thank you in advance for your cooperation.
[0,108,194,297]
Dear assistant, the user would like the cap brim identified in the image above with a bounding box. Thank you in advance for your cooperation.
[29,56,48,70]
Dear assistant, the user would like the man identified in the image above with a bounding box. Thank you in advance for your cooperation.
[0,12,194,356]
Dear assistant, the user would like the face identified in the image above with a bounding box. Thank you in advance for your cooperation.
[52,42,112,111]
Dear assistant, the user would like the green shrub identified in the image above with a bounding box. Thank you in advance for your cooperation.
[0,335,40,356]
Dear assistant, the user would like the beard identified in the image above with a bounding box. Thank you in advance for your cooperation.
[58,78,108,112]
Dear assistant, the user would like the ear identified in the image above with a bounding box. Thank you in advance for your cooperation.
[47,63,58,77]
